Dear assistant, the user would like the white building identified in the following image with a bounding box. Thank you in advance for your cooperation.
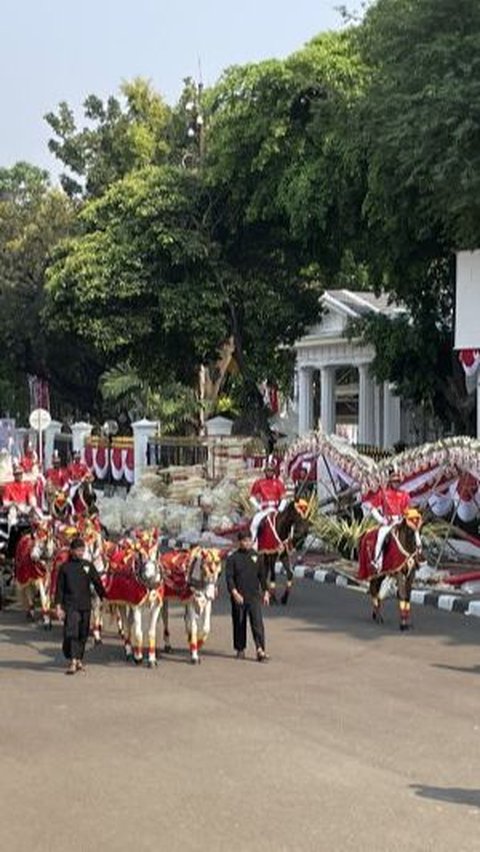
[294,290,406,448]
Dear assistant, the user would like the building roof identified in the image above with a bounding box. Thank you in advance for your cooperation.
[322,289,404,319]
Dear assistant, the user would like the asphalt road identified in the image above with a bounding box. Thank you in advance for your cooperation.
[1,579,480,852]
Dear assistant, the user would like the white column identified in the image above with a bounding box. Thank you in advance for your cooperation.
[132,419,157,483]
[298,368,313,435]
[71,421,93,458]
[44,420,62,469]
[358,364,375,445]
[320,366,335,435]
[383,382,401,448]
[373,383,383,447]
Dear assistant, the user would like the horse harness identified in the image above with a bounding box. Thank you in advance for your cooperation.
[375,526,420,578]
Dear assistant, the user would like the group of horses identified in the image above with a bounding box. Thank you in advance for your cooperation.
[1,484,426,665]
[265,491,424,631]
[6,511,225,666]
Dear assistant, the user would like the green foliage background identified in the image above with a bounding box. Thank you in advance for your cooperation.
[1,0,479,433]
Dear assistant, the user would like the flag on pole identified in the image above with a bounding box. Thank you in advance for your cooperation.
[27,375,50,411]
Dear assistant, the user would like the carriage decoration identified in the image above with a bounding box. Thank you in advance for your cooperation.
[284,431,480,525]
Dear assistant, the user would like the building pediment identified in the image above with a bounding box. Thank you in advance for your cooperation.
[296,289,403,349]
[305,308,349,340]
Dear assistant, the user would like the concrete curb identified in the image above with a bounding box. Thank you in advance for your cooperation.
[292,564,480,619]
[159,538,480,621]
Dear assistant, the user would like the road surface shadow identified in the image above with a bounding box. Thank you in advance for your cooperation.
[0,612,239,672]
[410,784,480,808]
[433,663,480,675]
[263,580,480,650]
[0,616,129,671]
[2,577,480,671]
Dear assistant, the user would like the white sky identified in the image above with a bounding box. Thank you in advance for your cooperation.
[2,0,342,173]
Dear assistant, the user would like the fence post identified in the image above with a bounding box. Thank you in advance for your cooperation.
[71,422,93,458]
[132,419,157,484]
[44,420,62,469]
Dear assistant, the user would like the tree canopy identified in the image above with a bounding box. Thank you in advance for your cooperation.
[46,165,225,384]
[0,163,105,417]
[45,78,171,198]
[3,0,480,433]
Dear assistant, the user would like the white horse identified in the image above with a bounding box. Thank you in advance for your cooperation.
[15,520,56,628]
[161,547,223,665]
[106,538,164,668]
[84,529,109,646]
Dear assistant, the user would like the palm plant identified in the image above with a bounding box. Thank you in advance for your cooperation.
[99,363,203,434]
[311,512,376,560]
[312,511,453,563]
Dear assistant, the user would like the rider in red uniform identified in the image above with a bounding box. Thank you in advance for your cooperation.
[67,451,91,499]
[364,469,411,570]
[20,441,39,476]
[3,463,38,529]
[3,464,36,508]
[67,451,90,483]
[43,450,70,514]
[45,451,69,491]
[249,461,287,549]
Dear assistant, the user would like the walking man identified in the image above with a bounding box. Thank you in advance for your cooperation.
[225,530,270,662]
[55,537,106,675]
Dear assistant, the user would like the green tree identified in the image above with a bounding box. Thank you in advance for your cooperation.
[44,38,365,429]
[205,30,367,274]
[45,165,227,387]
[45,78,171,198]
[361,0,480,251]
[349,0,480,432]
[0,162,107,419]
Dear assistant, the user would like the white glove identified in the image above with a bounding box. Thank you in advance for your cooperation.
[371,508,386,526]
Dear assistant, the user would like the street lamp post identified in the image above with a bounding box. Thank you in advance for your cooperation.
[184,77,208,435]
[184,79,205,167]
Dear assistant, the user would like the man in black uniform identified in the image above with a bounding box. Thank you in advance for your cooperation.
[225,530,270,662]
[55,537,106,675]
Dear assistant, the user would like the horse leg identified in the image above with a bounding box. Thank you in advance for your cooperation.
[37,580,51,630]
[369,577,384,624]
[280,551,293,605]
[266,555,277,604]
[199,599,212,650]
[115,605,125,640]
[194,599,211,660]
[132,607,144,664]
[21,585,35,621]
[398,571,412,632]
[91,594,103,645]
[186,602,200,664]
[123,607,134,661]
[162,600,172,653]
[147,602,161,668]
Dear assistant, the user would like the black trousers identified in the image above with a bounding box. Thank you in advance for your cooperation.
[62,608,91,661]
[231,598,265,652]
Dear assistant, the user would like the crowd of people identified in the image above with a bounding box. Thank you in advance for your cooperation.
[1,446,92,525]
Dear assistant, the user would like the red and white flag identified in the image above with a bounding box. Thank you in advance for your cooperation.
[459,349,480,394]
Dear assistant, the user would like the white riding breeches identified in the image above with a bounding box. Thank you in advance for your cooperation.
[250,507,276,545]
[373,521,400,570]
